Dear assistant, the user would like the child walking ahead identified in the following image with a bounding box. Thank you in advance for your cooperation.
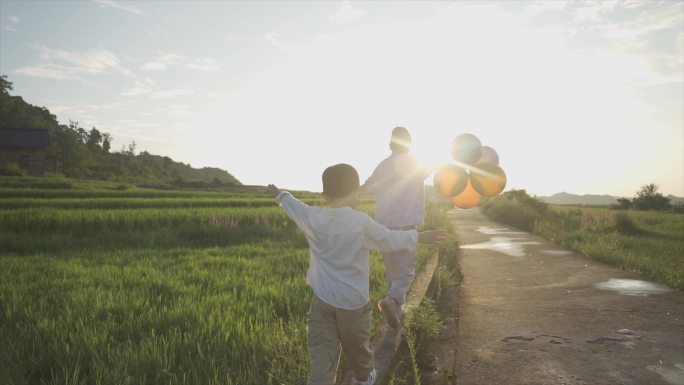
[267,163,444,385]
[361,127,432,329]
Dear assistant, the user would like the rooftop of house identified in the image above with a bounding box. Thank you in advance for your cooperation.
[0,128,52,149]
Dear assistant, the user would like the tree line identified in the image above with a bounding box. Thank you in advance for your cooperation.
[0,75,240,188]
[612,184,676,212]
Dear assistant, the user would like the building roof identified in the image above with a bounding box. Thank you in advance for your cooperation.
[0,128,52,149]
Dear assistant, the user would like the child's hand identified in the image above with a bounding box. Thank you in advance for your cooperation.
[418,229,447,245]
[266,184,281,198]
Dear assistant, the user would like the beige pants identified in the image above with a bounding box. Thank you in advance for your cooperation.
[384,225,418,305]
[308,294,373,385]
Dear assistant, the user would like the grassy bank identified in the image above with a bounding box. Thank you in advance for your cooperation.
[481,191,684,291]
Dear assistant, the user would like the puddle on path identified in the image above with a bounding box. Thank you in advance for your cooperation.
[461,236,542,257]
[476,226,525,235]
[540,250,574,256]
[646,363,684,385]
[595,278,673,296]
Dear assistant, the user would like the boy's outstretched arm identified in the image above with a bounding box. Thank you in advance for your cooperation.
[418,229,447,245]
[267,184,314,237]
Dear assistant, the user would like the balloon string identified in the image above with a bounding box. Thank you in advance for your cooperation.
[451,160,505,182]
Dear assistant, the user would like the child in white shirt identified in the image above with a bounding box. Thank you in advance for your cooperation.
[267,163,444,385]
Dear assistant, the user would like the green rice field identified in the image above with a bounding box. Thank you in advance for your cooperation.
[0,176,449,385]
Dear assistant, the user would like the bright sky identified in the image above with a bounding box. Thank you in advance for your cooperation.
[1,0,682,197]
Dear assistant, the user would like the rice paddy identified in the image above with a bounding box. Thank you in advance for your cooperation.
[0,177,447,385]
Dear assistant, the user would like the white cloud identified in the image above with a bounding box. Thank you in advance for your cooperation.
[141,52,184,71]
[146,27,172,39]
[515,1,684,84]
[147,104,196,120]
[264,32,299,51]
[186,58,220,72]
[15,66,70,80]
[14,45,130,87]
[3,15,19,31]
[38,101,107,120]
[16,44,131,80]
[521,0,571,19]
[122,78,162,97]
[622,0,649,10]
[141,52,220,71]
[602,2,683,39]
[118,119,158,128]
[227,35,247,42]
[596,3,684,83]
[330,0,367,24]
[121,80,154,96]
[40,45,128,75]
[574,0,620,23]
[149,89,195,99]
[93,0,146,15]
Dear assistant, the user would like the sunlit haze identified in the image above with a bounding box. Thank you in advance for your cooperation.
[1,1,682,197]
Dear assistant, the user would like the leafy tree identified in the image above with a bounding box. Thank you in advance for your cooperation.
[0,76,60,131]
[632,184,671,211]
[123,141,137,156]
[54,122,91,176]
[1,75,12,94]
[102,133,112,153]
[612,198,632,210]
[87,127,103,153]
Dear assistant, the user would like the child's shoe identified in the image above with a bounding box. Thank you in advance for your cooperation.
[353,368,376,385]
[378,297,401,328]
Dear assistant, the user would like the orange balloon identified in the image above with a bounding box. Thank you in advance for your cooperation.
[469,162,507,197]
[433,164,468,197]
[451,179,481,209]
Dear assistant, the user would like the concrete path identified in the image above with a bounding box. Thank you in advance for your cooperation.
[450,208,684,385]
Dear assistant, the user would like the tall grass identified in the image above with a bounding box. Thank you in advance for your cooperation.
[0,187,289,200]
[0,177,448,384]
[0,202,377,255]
[534,206,684,290]
[1,244,311,384]
[0,197,280,210]
[0,206,298,254]
[481,192,684,290]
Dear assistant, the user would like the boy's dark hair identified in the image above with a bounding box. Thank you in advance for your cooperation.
[322,163,360,199]
[390,126,411,153]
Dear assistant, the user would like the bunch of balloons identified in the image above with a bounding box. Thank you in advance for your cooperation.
[433,133,507,209]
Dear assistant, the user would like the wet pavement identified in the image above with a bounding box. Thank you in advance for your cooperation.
[450,208,684,385]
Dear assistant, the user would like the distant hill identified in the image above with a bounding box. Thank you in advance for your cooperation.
[0,74,240,187]
[667,195,684,206]
[539,192,620,206]
[539,192,684,206]
[134,151,240,186]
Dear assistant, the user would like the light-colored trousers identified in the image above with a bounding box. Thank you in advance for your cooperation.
[308,295,374,385]
[382,246,417,305]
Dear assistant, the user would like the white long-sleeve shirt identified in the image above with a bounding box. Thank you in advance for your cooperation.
[364,153,429,229]
[275,191,419,310]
